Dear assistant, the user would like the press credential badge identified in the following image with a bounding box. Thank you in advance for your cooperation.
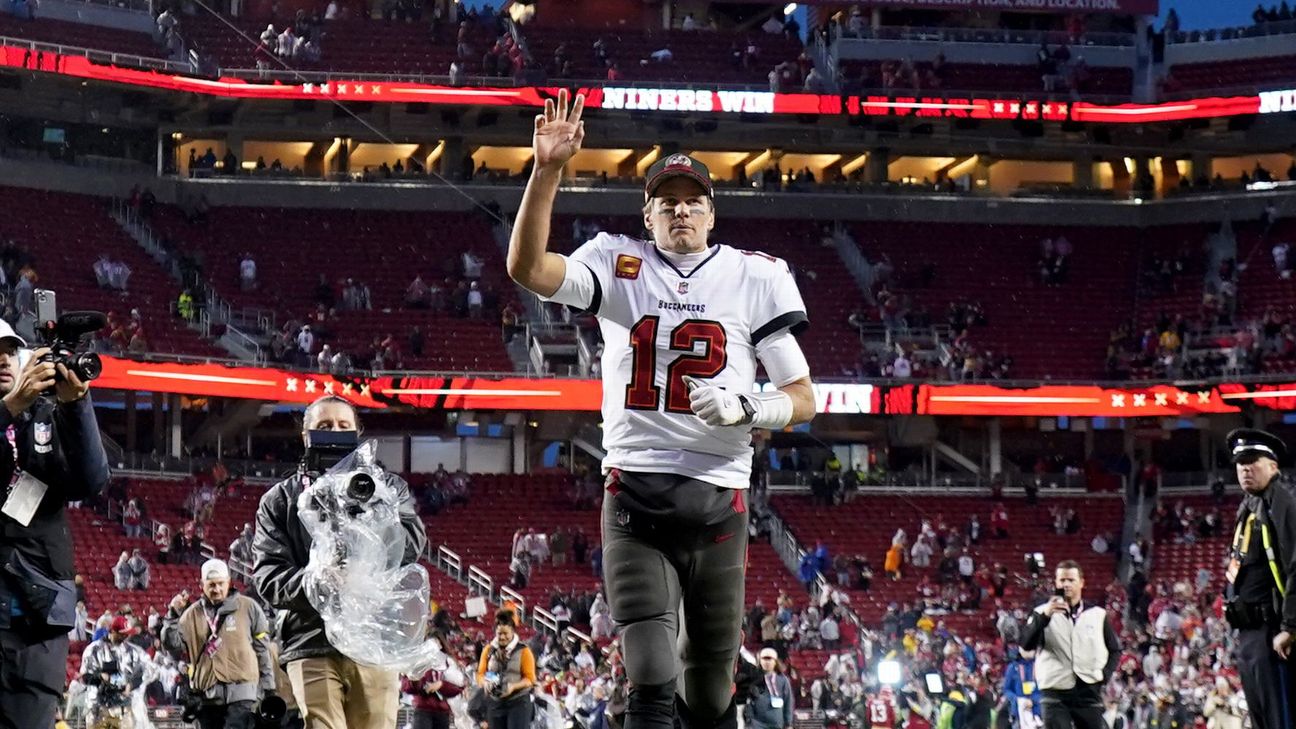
[2,472,49,527]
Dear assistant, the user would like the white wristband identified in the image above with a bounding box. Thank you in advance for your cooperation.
[741,391,794,430]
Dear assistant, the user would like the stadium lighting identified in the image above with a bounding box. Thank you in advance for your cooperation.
[784,3,798,14]
[877,659,902,686]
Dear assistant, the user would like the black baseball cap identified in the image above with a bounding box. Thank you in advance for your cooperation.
[644,153,713,199]
[1227,428,1287,464]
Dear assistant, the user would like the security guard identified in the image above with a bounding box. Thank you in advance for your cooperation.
[1223,428,1296,729]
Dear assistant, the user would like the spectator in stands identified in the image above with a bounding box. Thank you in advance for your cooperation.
[154,523,172,564]
[113,551,131,590]
[682,12,697,31]
[761,14,783,34]
[571,528,589,564]
[93,255,131,292]
[1202,677,1245,729]
[648,46,673,64]
[229,523,254,567]
[177,289,195,321]
[468,281,484,318]
[260,24,277,47]
[156,9,178,43]
[957,549,975,584]
[910,535,933,569]
[820,610,840,649]
[548,527,568,567]
[122,498,143,538]
[316,344,333,373]
[804,66,826,93]
[277,27,298,59]
[402,642,465,729]
[406,275,430,309]
[884,541,904,581]
[239,253,257,291]
[127,548,150,590]
[509,550,531,589]
[14,269,34,318]
[295,325,315,360]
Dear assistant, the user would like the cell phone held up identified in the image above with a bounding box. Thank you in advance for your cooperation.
[32,289,105,391]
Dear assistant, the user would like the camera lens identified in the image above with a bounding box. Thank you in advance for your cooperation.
[73,352,102,381]
[346,473,376,502]
[258,695,287,722]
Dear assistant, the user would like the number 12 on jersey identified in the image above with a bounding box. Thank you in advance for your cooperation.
[624,316,728,414]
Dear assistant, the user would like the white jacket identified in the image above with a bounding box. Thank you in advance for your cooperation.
[1032,603,1109,690]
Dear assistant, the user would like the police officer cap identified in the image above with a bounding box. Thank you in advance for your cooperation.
[1226,428,1287,464]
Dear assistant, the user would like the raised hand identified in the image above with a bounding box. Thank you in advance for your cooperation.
[532,88,585,173]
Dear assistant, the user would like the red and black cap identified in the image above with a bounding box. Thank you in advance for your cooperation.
[644,153,713,199]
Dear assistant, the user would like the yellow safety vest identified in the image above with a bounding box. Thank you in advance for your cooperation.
[1231,511,1286,596]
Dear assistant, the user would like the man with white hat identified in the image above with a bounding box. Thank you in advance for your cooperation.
[1,313,110,729]
[162,558,276,729]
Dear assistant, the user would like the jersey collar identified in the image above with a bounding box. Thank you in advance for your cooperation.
[652,244,722,279]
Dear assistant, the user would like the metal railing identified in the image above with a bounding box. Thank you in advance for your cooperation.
[836,25,1135,47]
[467,565,494,598]
[532,605,558,634]
[61,0,152,12]
[0,32,190,74]
[498,585,526,620]
[1167,19,1296,44]
[766,469,1108,493]
[437,545,464,580]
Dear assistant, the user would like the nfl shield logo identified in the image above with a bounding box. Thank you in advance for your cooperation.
[677,282,689,294]
[34,421,52,453]
[34,422,51,446]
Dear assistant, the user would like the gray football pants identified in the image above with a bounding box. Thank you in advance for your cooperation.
[601,469,749,729]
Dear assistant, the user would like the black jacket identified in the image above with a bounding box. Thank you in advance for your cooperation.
[0,395,110,636]
[1234,473,1296,632]
[252,468,428,665]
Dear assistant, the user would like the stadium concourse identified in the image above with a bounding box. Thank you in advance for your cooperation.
[2,0,1296,728]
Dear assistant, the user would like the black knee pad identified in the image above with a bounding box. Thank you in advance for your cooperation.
[621,621,678,685]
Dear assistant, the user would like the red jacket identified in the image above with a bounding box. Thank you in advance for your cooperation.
[402,668,464,714]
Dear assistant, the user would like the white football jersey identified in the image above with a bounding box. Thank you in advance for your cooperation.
[547,232,809,488]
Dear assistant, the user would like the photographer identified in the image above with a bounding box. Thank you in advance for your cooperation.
[80,615,150,728]
[161,558,276,729]
[0,320,110,729]
[475,609,537,729]
[1021,560,1120,729]
[251,395,427,729]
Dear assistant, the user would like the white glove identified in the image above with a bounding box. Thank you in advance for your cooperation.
[682,376,748,426]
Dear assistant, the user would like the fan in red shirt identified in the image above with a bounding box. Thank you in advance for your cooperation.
[866,687,898,728]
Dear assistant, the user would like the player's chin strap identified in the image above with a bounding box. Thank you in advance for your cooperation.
[737,391,794,430]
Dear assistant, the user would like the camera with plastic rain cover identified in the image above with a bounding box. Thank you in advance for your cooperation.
[32,288,104,388]
[303,429,376,507]
[297,440,450,678]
